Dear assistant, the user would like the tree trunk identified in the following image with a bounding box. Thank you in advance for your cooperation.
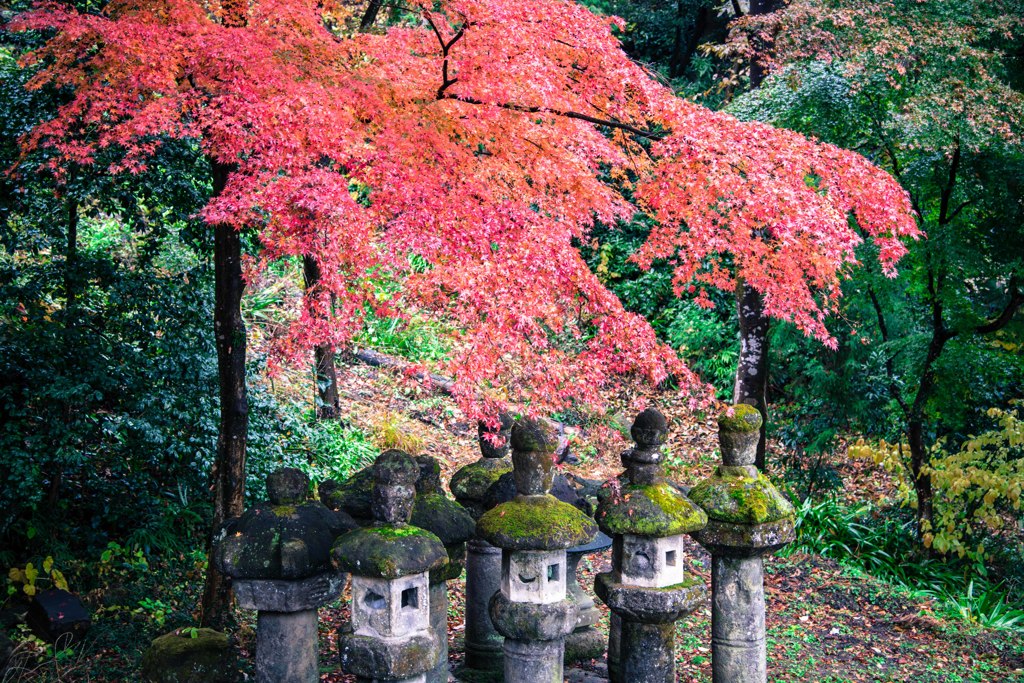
[302,255,340,420]
[670,4,709,79]
[200,160,249,629]
[907,418,934,541]
[49,198,80,509]
[733,281,770,470]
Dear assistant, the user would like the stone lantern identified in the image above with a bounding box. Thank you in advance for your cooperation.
[332,451,448,683]
[476,418,597,683]
[212,467,357,683]
[595,409,708,683]
[449,414,514,675]
[409,455,476,683]
[689,405,796,683]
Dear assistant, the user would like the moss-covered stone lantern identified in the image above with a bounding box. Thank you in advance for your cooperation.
[450,414,514,675]
[477,418,597,683]
[689,404,796,683]
[332,451,448,683]
[212,467,357,683]
[409,455,476,683]
[595,408,708,683]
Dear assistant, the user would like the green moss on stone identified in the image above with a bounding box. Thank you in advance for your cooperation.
[477,495,596,550]
[688,471,795,524]
[718,404,762,432]
[332,524,447,578]
[450,458,512,502]
[596,481,707,537]
[271,505,296,517]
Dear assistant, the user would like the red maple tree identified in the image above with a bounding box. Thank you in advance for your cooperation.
[11,0,919,621]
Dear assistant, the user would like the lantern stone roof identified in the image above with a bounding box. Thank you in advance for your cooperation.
[688,469,795,525]
[213,468,357,581]
[477,494,596,551]
[596,480,707,538]
[332,524,448,579]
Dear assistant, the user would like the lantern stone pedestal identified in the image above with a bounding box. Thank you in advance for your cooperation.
[476,418,597,683]
[689,405,796,683]
[595,409,708,683]
[333,451,449,683]
[563,530,612,666]
[410,455,476,683]
[450,415,514,676]
[212,468,356,683]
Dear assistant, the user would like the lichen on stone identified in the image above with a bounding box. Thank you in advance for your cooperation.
[476,494,596,550]
[717,404,762,433]
[688,470,795,525]
[332,524,447,578]
[596,481,707,537]
[450,457,513,503]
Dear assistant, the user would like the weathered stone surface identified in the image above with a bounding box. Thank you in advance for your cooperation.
[710,556,767,683]
[596,481,707,538]
[426,581,450,683]
[332,525,447,579]
[489,593,577,642]
[477,495,596,551]
[688,470,795,526]
[563,627,605,665]
[463,538,504,672]
[255,610,320,683]
[412,493,475,549]
[503,637,565,683]
[478,413,515,459]
[267,467,311,505]
[483,471,591,515]
[213,473,356,581]
[594,573,706,624]
[234,573,344,612]
[372,450,419,524]
[630,408,668,447]
[140,628,230,683]
[691,518,795,557]
[339,632,440,679]
[451,457,513,518]
[619,620,675,683]
[321,466,374,522]
[25,589,90,647]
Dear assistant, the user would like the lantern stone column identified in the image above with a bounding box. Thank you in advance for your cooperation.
[563,530,612,666]
[689,405,796,683]
[476,418,597,683]
[450,414,514,675]
[332,451,449,683]
[212,468,357,683]
[594,409,708,683]
[410,455,476,683]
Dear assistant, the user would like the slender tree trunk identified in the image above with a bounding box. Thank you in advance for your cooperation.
[670,3,709,79]
[733,281,770,469]
[49,198,80,509]
[731,0,781,471]
[302,255,340,420]
[200,160,249,629]
[360,0,384,31]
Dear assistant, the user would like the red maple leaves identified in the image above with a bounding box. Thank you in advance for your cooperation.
[10,0,919,419]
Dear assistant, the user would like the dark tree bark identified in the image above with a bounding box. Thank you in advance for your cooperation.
[303,255,341,420]
[49,197,80,509]
[730,0,781,471]
[669,3,709,79]
[733,281,770,470]
[360,0,384,31]
[200,160,249,629]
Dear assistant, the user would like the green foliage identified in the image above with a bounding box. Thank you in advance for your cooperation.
[788,497,1024,630]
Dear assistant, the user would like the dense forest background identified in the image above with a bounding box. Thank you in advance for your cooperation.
[1,0,1022,680]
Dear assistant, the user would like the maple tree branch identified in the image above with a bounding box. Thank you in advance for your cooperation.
[441,94,665,140]
[974,276,1023,335]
